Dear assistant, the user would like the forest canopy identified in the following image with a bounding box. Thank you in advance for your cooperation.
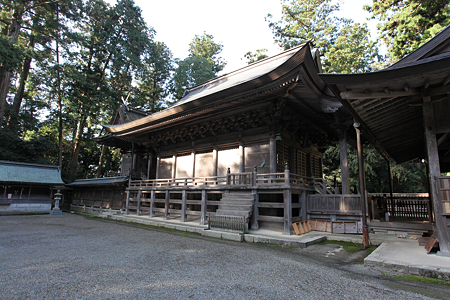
[0,0,448,190]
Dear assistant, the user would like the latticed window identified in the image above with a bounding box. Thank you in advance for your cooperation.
[311,154,322,178]
[295,150,307,176]
[276,142,289,172]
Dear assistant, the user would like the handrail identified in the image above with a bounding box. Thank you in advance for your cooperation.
[128,172,315,189]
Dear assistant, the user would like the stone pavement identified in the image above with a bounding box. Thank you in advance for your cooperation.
[95,212,450,279]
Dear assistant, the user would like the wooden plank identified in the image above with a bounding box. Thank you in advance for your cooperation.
[292,223,300,235]
[257,215,284,222]
[425,236,439,254]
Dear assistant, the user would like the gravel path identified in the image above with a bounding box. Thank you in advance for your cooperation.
[0,213,436,299]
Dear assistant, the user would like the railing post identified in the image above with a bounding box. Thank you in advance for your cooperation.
[226,167,231,185]
[200,189,207,225]
[284,162,290,186]
[181,190,187,222]
[251,191,259,230]
[164,190,169,220]
[149,190,155,217]
[125,190,130,214]
[136,190,142,216]
[252,166,257,187]
[283,189,292,234]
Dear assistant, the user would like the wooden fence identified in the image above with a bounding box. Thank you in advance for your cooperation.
[307,194,362,215]
[370,193,430,222]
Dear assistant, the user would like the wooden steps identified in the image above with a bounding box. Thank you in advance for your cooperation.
[215,192,254,220]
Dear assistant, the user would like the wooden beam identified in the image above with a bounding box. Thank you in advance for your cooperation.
[342,88,420,100]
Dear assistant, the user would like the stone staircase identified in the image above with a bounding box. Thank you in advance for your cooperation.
[215,192,254,221]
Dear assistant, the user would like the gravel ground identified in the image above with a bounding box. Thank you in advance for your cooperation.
[0,213,441,299]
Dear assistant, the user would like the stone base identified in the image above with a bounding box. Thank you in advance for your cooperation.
[436,251,450,257]
[50,210,63,215]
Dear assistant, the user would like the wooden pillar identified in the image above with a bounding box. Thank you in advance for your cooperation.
[136,190,141,216]
[300,192,307,221]
[172,155,177,179]
[181,190,187,222]
[155,155,161,179]
[164,190,169,220]
[191,150,196,178]
[269,135,276,173]
[125,190,130,214]
[283,189,292,234]
[339,130,350,194]
[212,148,218,176]
[354,122,369,248]
[251,191,259,230]
[239,142,245,173]
[289,146,295,174]
[423,100,450,253]
[200,190,207,225]
[147,152,153,180]
[149,190,155,217]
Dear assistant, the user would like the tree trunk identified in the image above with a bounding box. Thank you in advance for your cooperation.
[0,9,23,129]
[9,35,36,130]
[69,115,87,181]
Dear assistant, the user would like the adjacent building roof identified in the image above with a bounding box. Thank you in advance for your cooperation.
[66,176,128,187]
[0,160,65,185]
[321,25,450,166]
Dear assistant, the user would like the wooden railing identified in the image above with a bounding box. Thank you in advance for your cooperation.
[128,172,315,190]
[313,178,336,194]
[307,194,362,215]
[370,193,430,222]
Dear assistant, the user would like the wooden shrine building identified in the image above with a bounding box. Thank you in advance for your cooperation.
[94,43,356,233]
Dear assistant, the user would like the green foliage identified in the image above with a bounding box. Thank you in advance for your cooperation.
[188,32,226,74]
[0,128,54,164]
[244,49,269,65]
[323,143,428,193]
[134,41,174,112]
[364,0,450,61]
[267,0,381,73]
[172,56,215,100]
[0,36,24,73]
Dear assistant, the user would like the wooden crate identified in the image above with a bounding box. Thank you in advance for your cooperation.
[309,220,332,233]
[292,221,312,235]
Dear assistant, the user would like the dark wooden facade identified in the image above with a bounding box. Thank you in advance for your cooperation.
[0,161,65,214]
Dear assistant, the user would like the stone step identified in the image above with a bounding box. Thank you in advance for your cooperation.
[215,210,251,217]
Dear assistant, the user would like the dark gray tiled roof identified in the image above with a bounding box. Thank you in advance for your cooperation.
[0,160,65,185]
[66,176,128,186]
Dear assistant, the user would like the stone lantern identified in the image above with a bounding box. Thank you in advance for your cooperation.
[50,190,63,215]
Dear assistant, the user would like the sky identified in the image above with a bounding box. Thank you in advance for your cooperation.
[106,0,377,74]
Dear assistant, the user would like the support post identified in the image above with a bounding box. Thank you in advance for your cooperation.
[284,162,290,186]
[283,189,292,234]
[269,135,276,173]
[200,190,207,225]
[191,150,196,178]
[239,142,245,173]
[181,190,187,222]
[301,192,307,221]
[212,148,218,176]
[156,155,161,179]
[354,122,369,248]
[125,191,130,214]
[172,154,177,179]
[387,160,395,217]
[136,190,142,216]
[149,190,155,218]
[339,130,350,194]
[147,152,153,180]
[164,190,169,220]
[251,191,259,230]
[423,100,450,253]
